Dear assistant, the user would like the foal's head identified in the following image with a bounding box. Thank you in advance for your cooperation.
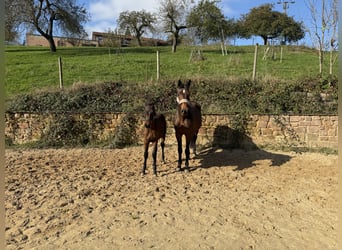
[176,79,191,116]
[144,102,156,128]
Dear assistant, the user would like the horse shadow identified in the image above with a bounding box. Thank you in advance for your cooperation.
[195,125,292,171]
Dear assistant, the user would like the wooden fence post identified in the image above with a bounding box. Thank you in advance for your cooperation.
[280,46,283,63]
[156,50,160,80]
[252,44,258,81]
[58,57,63,89]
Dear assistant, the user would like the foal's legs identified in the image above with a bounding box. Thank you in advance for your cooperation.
[152,141,158,176]
[190,132,198,156]
[160,137,165,163]
[176,132,182,171]
[184,136,191,172]
[142,140,149,175]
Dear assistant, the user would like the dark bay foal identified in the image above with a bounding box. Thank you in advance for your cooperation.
[142,102,167,176]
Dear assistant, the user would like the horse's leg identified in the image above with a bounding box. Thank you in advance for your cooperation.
[184,136,191,173]
[190,132,198,156]
[160,137,165,163]
[152,141,158,176]
[176,132,182,171]
[142,140,149,175]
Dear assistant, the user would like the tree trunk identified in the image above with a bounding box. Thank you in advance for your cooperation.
[329,49,333,76]
[47,16,57,52]
[220,29,227,56]
[35,17,57,52]
[172,40,177,53]
[137,35,142,46]
[48,36,57,52]
[329,38,337,76]
[319,0,325,76]
[318,49,323,76]
[172,32,178,53]
[138,40,142,46]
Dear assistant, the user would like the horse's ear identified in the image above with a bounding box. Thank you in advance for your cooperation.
[177,79,183,88]
[145,100,154,107]
[185,79,191,89]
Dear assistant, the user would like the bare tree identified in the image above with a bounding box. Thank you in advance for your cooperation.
[21,0,90,52]
[158,0,193,52]
[306,0,338,76]
[328,0,338,76]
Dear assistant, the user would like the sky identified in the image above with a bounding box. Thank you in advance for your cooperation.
[79,0,316,47]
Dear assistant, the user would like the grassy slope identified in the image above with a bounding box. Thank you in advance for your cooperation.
[5,45,337,98]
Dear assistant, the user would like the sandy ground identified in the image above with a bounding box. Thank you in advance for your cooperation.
[5,145,338,249]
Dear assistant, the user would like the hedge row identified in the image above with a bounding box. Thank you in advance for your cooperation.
[6,76,337,115]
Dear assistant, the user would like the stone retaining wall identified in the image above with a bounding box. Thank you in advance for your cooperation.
[5,112,338,149]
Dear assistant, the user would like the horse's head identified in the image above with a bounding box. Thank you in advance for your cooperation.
[176,79,191,117]
[144,102,156,128]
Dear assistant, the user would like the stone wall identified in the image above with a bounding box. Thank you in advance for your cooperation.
[5,112,338,149]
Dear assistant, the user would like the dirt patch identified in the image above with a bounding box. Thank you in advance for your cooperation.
[5,145,337,249]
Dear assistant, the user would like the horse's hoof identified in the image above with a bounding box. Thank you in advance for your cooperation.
[184,168,190,173]
[177,167,182,172]
[141,172,145,177]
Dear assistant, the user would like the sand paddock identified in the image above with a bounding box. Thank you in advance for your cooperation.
[5,145,337,249]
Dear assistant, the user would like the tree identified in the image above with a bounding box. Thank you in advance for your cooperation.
[239,4,304,45]
[277,14,305,44]
[307,0,338,76]
[328,0,338,76]
[5,0,25,42]
[117,10,156,46]
[187,0,236,55]
[158,0,192,53]
[21,0,89,52]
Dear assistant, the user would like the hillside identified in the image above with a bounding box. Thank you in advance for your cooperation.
[4,45,338,98]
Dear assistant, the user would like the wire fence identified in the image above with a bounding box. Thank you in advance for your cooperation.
[5,45,337,97]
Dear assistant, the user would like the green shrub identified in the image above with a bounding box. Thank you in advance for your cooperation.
[109,113,139,148]
[6,76,337,115]
[39,114,91,147]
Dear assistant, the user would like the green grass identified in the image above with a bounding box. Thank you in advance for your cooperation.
[5,44,337,98]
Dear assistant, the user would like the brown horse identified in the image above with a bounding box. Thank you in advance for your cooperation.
[142,102,166,176]
[174,79,202,172]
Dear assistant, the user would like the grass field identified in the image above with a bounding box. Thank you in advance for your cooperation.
[5,45,337,98]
